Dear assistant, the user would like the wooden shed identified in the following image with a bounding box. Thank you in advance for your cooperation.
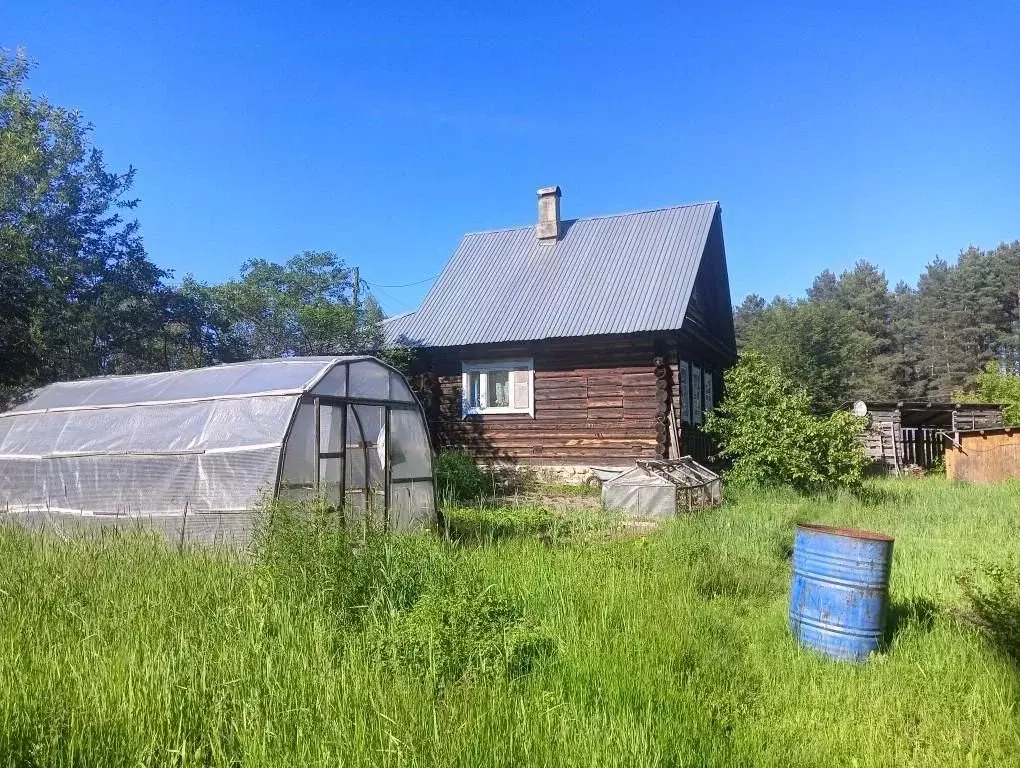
[852,400,1005,473]
[946,427,1020,484]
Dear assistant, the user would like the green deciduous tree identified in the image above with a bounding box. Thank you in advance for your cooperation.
[195,251,383,361]
[954,361,1020,425]
[0,49,182,401]
[705,352,869,493]
[1,49,393,406]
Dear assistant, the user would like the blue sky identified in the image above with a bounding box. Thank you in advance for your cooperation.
[4,2,1019,315]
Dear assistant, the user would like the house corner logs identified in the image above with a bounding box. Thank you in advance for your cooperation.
[654,356,669,459]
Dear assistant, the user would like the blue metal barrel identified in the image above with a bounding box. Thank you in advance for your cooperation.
[789,523,894,662]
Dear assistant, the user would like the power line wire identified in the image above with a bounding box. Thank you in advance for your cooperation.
[363,274,438,289]
[366,283,415,312]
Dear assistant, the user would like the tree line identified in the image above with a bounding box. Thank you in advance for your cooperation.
[1,51,385,406]
[734,244,1020,413]
[5,47,1019,417]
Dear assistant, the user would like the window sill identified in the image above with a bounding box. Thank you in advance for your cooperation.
[462,408,534,417]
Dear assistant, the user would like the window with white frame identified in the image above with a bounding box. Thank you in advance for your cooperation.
[461,360,534,416]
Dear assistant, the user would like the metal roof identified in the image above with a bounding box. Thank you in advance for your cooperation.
[386,201,720,348]
[379,312,417,342]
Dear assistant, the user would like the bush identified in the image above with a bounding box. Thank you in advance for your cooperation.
[957,560,1020,663]
[705,351,870,494]
[433,450,495,502]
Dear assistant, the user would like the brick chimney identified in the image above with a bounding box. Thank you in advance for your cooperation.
[536,186,561,244]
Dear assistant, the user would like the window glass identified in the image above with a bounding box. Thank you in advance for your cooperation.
[466,372,482,409]
[680,361,691,425]
[319,404,344,454]
[348,360,389,398]
[280,403,315,487]
[512,369,530,410]
[487,370,510,408]
[692,364,703,426]
[388,372,415,402]
[390,409,431,479]
[310,363,348,397]
[320,457,343,505]
[703,371,714,416]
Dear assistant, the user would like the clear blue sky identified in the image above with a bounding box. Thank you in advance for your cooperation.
[4,2,1019,316]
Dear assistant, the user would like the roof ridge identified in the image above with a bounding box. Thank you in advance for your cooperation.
[461,200,719,237]
[380,311,415,323]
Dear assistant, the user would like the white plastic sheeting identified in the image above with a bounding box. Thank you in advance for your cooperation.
[602,466,677,518]
[602,459,722,518]
[0,356,435,532]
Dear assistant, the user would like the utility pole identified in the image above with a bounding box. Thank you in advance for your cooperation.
[352,266,360,350]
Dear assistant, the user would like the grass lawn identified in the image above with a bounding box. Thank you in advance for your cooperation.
[1,477,1018,766]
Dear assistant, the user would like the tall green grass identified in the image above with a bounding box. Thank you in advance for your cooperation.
[1,478,1019,766]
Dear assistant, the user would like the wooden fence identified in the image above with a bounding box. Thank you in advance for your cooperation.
[898,428,946,469]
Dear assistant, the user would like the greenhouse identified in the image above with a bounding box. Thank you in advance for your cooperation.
[0,356,436,540]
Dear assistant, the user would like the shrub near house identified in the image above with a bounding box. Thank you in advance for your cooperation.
[706,352,869,493]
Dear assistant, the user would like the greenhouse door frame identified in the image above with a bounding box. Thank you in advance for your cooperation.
[283,393,433,529]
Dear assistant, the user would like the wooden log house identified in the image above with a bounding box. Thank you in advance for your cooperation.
[383,186,737,481]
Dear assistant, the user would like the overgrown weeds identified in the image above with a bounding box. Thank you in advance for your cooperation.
[432,450,541,504]
[958,559,1020,663]
[2,478,1020,766]
[253,500,554,684]
[433,450,498,503]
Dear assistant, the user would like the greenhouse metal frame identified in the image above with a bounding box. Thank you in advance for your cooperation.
[0,356,436,538]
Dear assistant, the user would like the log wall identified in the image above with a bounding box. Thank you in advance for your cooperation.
[423,336,662,464]
[414,332,728,467]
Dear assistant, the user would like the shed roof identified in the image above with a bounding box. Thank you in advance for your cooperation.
[386,201,721,348]
[855,400,1006,412]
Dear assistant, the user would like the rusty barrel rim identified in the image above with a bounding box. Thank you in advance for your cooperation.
[795,522,894,543]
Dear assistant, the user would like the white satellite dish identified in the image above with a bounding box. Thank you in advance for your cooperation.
[852,401,869,418]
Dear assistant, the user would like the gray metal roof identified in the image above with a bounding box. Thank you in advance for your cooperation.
[379,312,417,342]
[387,201,720,348]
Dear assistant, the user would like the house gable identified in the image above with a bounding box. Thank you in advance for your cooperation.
[681,207,737,363]
[386,189,737,473]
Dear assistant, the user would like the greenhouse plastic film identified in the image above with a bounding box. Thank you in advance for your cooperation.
[0,356,436,535]
[602,477,677,518]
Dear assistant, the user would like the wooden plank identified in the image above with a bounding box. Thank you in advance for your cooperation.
[475,447,657,459]
[622,396,658,408]
[484,430,651,440]
[585,408,625,420]
[538,376,586,390]
[534,409,597,421]
[538,366,653,377]
[487,438,657,449]
[586,386,624,399]
[535,387,586,401]
[587,398,624,408]
[622,372,657,385]
[536,400,586,411]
